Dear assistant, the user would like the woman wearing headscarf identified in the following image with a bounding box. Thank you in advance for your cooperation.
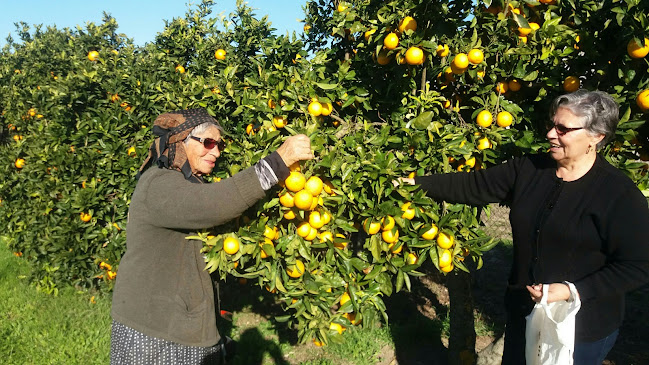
[398,90,649,364]
[110,108,313,364]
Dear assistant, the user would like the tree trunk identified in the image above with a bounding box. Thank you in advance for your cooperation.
[447,269,477,365]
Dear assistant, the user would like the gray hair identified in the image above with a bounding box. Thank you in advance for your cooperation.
[184,122,225,144]
[549,90,619,149]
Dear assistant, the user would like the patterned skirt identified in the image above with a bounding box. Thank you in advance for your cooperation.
[110,320,222,365]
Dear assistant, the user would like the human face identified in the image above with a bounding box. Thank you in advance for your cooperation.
[546,107,603,165]
[185,125,223,175]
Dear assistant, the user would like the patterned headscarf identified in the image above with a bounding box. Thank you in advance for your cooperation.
[137,108,221,182]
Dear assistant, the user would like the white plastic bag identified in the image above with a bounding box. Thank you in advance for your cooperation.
[525,282,582,365]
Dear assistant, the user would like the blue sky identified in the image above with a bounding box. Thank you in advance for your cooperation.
[0,0,307,47]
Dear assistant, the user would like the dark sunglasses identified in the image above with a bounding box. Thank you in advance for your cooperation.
[189,136,226,151]
[545,121,584,136]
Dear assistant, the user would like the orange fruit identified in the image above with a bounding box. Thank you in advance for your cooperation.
[127,146,136,156]
[323,180,335,195]
[334,235,348,249]
[279,192,295,208]
[406,253,418,265]
[518,26,532,36]
[363,219,381,235]
[308,211,326,229]
[636,89,649,111]
[382,229,399,244]
[320,102,333,116]
[377,49,392,65]
[437,232,454,249]
[80,212,92,222]
[175,65,185,73]
[337,2,348,12]
[87,51,99,61]
[340,292,351,306]
[467,49,484,64]
[477,137,492,150]
[381,216,395,231]
[223,237,240,254]
[495,82,508,94]
[497,111,513,127]
[15,158,25,169]
[273,116,287,128]
[398,16,417,33]
[285,171,306,192]
[441,263,454,273]
[283,209,297,220]
[330,322,345,334]
[246,124,255,135]
[297,221,313,237]
[627,37,649,59]
[476,110,493,128]
[436,44,449,57]
[214,48,226,60]
[439,249,453,267]
[308,100,322,116]
[305,176,324,196]
[421,224,438,240]
[452,53,469,70]
[304,227,318,241]
[508,79,521,92]
[286,260,305,278]
[563,76,580,92]
[401,202,416,220]
[388,241,403,253]
[405,47,424,65]
[264,226,279,240]
[364,28,376,41]
[319,231,333,242]
[384,32,399,50]
[260,238,274,258]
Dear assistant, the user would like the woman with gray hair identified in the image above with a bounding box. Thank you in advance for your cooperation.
[398,90,649,364]
[110,108,313,364]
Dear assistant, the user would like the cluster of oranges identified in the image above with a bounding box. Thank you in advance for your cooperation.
[98,261,117,280]
[279,166,338,249]
[374,16,424,66]
[362,202,457,272]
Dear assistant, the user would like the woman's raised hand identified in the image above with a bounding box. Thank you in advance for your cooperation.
[276,134,314,167]
[392,177,416,187]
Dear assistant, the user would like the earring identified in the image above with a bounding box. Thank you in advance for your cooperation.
[587,145,592,154]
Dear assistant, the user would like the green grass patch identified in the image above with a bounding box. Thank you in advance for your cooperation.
[0,241,112,364]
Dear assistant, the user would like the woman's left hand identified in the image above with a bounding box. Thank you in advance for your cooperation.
[526,283,574,303]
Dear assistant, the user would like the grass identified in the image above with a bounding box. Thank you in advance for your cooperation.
[0,241,112,364]
[0,240,502,365]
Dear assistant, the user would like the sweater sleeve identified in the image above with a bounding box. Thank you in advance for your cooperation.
[575,186,649,301]
[141,166,266,230]
[414,157,521,205]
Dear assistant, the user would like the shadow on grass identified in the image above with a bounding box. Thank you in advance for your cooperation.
[383,264,449,365]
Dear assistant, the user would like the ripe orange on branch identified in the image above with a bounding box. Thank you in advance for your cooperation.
[214,48,227,60]
[497,111,513,127]
[383,32,399,50]
[405,47,424,65]
[285,172,306,192]
[563,76,580,92]
[223,237,240,254]
[627,37,649,59]
[294,190,314,210]
[467,48,484,64]
[398,16,417,33]
[476,110,493,128]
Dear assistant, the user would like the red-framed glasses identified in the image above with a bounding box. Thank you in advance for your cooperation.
[189,136,226,151]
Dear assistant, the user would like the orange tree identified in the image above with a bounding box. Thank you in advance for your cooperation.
[1,0,649,363]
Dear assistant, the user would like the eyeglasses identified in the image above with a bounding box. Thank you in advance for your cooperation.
[546,121,584,136]
[189,136,226,151]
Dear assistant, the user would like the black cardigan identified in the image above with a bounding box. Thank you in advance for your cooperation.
[415,153,649,341]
